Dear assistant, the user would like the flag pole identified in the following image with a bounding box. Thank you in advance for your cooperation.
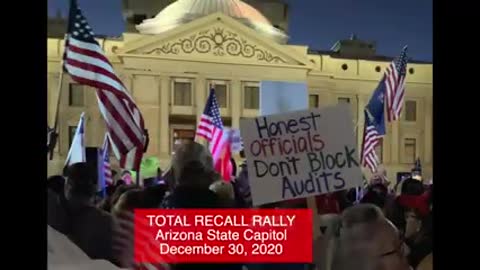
[136,170,140,186]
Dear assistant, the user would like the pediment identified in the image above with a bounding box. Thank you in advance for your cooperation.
[117,13,312,67]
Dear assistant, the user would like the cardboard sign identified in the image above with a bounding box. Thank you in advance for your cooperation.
[260,81,308,116]
[240,105,362,206]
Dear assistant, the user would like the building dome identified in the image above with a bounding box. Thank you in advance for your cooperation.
[136,0,288,43]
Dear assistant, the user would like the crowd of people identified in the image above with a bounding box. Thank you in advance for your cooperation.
[47,141,432,270]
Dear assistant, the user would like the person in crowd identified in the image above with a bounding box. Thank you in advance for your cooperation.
[111,189,144,216]
[98,184,138,213]
[142,183,169,208]
[48,188,68,235]
[48,175,66,197]
[401,178,425,196]
[232,156,252,208]
[62,163,118,264]
[397,191,432,269]
[230,157,237,180]
[210,180,235,207]
[160,141,221,209]
[325,204,410,270]
[160,142,242,270]
[385,177,426,234]
[360,183,389,210]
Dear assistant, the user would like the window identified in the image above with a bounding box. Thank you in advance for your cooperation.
[404,100,417,121]
[173,81,192,106]
[68,126,77,147]
[375,138,383,163]
[69,84,84,106]
[404,138,416,164]
[338,97,351,104]
[172,129,195,155]
[213,84,227,108]
[309,95,319,108]
[244,86,259,109]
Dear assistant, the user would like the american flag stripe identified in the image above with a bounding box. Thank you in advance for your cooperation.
[96,90,143,144]
[385,46,408,122]
[120,146,143,173]
[361,117,381,173]
[64,0,145,172]
[96,94,137,154]
[102,134,113,185]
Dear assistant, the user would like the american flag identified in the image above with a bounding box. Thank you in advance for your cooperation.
[101,133,113,186]
[63,0,145,171]
[361,111,381,173]
[385,46,409,122]
[195,88,232,181]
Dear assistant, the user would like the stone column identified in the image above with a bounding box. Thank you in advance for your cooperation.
[391,118,400,163]
[159,75,170,156]
[195,76,207,123]
[424,98,432,164]
[231,79,241,129]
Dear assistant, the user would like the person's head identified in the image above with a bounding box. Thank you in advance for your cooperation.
[401,178,424,195]
[64,163,97,202]
[397,191,432,241]
[112,189,143,216]
[328,204,410,270]
[47,175,66,196]
[209,180,235,206]
[109,184,139,212]
[404,208,432,241]
[361,183,389,209]
[172,142,215,188]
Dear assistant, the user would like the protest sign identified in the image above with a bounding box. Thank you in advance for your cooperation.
[240,105,362,206]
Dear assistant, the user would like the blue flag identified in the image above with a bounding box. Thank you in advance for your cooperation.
[365,82,386,136]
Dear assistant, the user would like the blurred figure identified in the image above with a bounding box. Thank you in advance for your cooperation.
[98,184,138,213]
[232,158,252,208]
[385,178,426,234]
[48,175,66,197]
[160,142,242,270]
[48,189,68,235]
[161,142,220,209]
[210,180,235,207]
[397,191,432,269]
[326,204,410,270]
[142,183,169,208]
[63,163,117,264]
[360,183,389,211]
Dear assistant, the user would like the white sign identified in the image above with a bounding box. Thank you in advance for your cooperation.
[260,81,308,116]
[240,105,362,206]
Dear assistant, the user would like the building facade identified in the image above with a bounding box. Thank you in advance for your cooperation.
[47,1,432,181]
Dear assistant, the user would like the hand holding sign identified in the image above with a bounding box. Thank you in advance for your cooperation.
[240,105,362,206]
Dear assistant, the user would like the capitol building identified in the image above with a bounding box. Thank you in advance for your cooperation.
[47,0,432,181]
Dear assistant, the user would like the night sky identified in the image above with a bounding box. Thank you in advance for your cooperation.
[48,0,432,61]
